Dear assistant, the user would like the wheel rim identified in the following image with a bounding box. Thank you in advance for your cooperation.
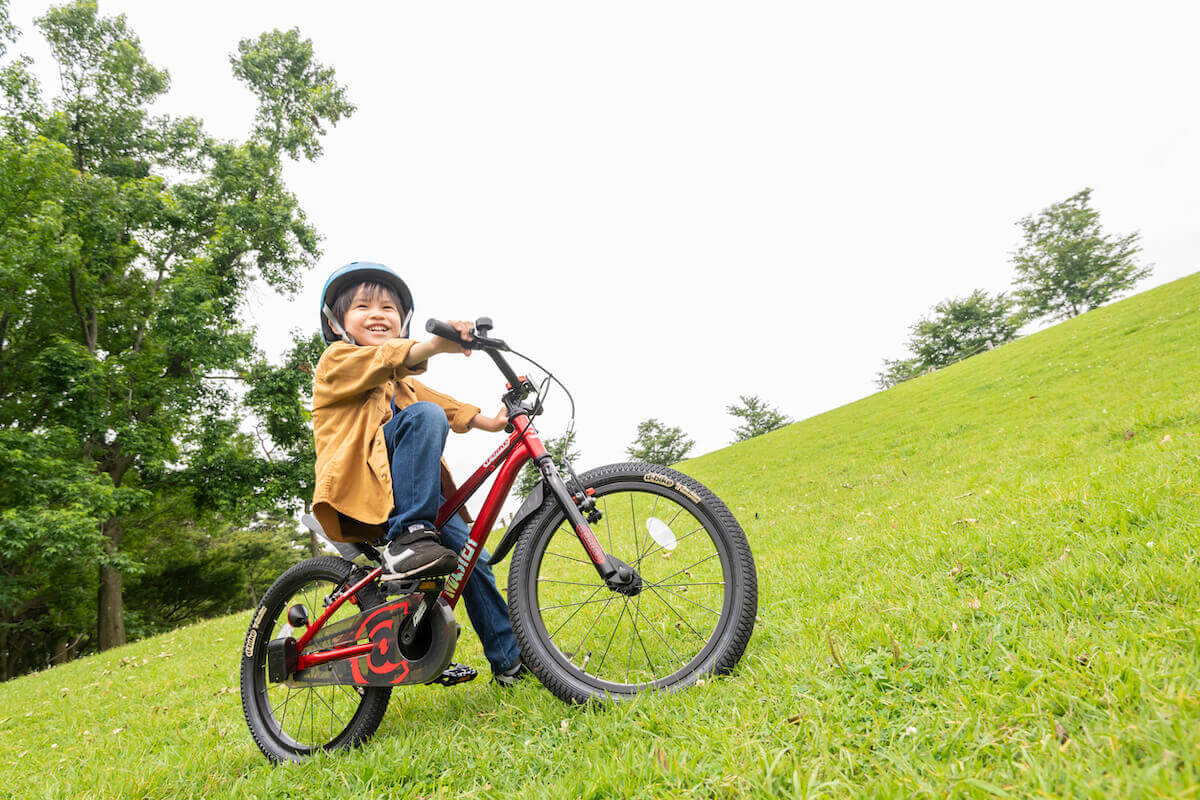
[251,576,373,751]
[529,484,734,694]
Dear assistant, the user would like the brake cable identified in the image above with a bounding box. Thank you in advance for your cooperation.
[506,345,586,494]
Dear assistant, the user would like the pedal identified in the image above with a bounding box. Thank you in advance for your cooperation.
[432,662,478,687]
[383,577,443,597]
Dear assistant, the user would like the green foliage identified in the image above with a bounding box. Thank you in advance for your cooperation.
[1012,187,1151,320]
[726,394,791,442]
[243,331,324,516]
[516,431,581,500]
[625,417,694,465]
[909,290,1021,367]
[124,509,305,638]
[875,355,924,390]
[0,0,353,662]
[231,28,355,161]
[0,427,116,677]
[878,290,1022,388]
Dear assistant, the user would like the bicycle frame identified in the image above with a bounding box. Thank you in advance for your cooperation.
[292,410,604,674]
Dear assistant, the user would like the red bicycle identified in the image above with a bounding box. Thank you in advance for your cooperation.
[240,318,758,762]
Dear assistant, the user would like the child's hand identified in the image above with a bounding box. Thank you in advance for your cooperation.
[407,320,475,366]
[433,320,475,356]
[470,407,509,433]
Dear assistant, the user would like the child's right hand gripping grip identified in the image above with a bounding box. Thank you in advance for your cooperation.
[425,318,476,349]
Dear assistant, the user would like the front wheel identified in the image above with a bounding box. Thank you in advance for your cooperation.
[508,462,757,703]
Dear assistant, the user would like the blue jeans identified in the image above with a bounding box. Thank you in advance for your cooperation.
[382,401,521,674]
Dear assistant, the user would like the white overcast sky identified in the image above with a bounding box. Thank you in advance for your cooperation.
[9,1,1200,513]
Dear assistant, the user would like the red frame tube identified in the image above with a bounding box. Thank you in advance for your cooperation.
[296,642,375,671]
[436,414,545,608]
[289,414,563,674]
[295,566,382,653]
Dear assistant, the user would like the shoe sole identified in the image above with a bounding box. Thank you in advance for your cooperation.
[380,553,458,581]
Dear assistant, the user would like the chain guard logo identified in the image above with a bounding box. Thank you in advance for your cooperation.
[349,603,410,685]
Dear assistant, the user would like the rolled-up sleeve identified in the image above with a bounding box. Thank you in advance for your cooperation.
[409,379,481,434]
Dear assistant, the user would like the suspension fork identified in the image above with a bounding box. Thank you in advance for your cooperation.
[537,455,640,591]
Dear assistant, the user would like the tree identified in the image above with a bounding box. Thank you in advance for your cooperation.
[875,356,924,390]
[1012,188,1151,321]
[0,2,353,652]
[910,290,1021,368]
[875,290,1021,389]
[726,395,791,443]
[625,418,694,465]
[244,331,325,555]
[516,431,581,500]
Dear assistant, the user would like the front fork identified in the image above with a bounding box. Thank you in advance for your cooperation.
[537,456,642,594]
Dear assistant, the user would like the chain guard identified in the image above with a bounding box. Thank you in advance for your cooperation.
[287,592,457,688]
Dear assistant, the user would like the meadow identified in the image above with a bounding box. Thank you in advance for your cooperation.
[1,273,1197,798]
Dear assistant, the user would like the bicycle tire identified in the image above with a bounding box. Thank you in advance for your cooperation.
[240,556,391,762]
[508,462,757,704]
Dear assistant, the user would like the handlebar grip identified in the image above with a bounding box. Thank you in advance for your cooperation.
[425,318,476,349]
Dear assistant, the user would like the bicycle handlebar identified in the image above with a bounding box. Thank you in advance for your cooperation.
[425,318,525,392]
[425,318,479,350]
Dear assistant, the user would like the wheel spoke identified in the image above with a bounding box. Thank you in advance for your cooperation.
[637,524,706,565]
[646,583,709,643]
[538,577,606,588]
[594,597,630,676]
[650,583,723,616]
[544,549,593,567]
[631,591,657,679]
[629,589,684,669]
[647,551,720,589]
[571,592,619,668]
[548,584,606,639]
[604,496,614,554]
[630,493,641,563]
[541,594,612,613]
[310,684,349,736]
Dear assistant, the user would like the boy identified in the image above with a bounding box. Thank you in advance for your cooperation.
[309,261,524,683]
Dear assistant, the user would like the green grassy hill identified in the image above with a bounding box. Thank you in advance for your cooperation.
[3,274,1198,799]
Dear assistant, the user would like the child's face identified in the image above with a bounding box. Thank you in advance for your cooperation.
[342,287,404,346]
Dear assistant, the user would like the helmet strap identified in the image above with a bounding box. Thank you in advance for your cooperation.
[399,307,413,338]
[322,303,356,345]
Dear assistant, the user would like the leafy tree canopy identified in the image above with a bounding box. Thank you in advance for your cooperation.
[0,0,352,661]
[626,418,694,465]
[876,290,1021,389]
[727,395,791,443]
[1012,188,1151,321]
[516,431,581,500]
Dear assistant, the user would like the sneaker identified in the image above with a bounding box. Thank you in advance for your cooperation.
[380,526,458,581]
[492,657,529,687]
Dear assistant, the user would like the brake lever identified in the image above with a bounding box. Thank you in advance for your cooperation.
[468,333,510,352]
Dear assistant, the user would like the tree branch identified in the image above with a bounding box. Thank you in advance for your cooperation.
[68,268,92,353]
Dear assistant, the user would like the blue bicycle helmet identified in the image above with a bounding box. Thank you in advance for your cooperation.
[319,262,415,345]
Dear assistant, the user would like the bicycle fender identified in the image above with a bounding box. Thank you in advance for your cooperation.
[487,481,546,565]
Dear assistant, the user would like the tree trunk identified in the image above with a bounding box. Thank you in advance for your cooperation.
[97,515,126,650]
[53,639,69,665]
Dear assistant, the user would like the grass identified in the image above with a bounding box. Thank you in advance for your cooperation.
[2,274,1199,798]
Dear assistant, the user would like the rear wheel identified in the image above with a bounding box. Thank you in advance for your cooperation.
[508,462,757,703]
[240,556,391,763]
